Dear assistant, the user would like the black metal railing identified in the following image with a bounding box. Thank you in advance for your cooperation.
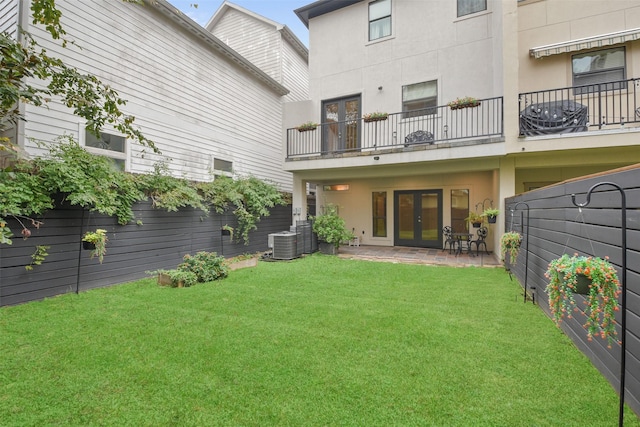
[519,78,640,136]
[286,96,503,158]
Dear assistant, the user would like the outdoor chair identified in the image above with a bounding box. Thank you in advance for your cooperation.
[470,226,490,255]
[442,226,455,253]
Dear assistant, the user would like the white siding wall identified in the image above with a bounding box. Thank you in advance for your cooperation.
[281,37,309,102]
[0,0,20,147]
[211,8,282,84]
[0,0,18,35]
[18,0,291,192]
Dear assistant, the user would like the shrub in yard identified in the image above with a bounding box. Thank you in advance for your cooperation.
[178,251,228,283]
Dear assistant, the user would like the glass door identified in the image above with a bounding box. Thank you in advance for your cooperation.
[394,190,442,247]
[322,95,360,153]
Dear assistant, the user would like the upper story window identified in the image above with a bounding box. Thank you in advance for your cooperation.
[402,80,437,118]
[84,129,127,170]
[369,0,391,41]
[572,47,626,94]
[457,0,486,17]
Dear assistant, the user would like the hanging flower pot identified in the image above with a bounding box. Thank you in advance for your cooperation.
[482,208,499,224]
[500,231,522,265]
[545,253,621,347]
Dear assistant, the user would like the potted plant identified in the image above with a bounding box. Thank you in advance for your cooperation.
[221,224,234,239]
[482,208,500,224]
[363,112,389,123]
[465,211,483,228]
[312,204,354,255]
[545,253,621,347]
[82,228,108,263]
[500,231,522,265]
[447,96,481,110]
[296,121,318,132]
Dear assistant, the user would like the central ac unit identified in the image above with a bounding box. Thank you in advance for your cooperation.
[270,231,298,260]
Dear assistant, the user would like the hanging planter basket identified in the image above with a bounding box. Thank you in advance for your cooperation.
[545,254,621,346]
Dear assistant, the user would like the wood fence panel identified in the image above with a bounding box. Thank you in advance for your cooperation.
[1,198,292,305]
[505,165,640,417]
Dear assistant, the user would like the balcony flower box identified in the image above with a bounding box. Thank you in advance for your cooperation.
[296,122,318,132]
[448,97,481,110]
[363,112,388,123]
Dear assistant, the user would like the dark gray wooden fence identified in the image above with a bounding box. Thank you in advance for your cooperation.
[0,197,292,306]
[505,164,640,417]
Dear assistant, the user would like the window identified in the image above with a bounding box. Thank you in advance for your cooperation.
[450,189,469,233]
[372,191,387,237]
[211,158,233,178]
[457,0,486,17]
[369,0,391,41]
[213,158,233,173]
[402,80,437,118]
[572,47,626,94]
[84,129,126,170]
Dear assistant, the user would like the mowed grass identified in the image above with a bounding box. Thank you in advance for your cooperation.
[1,255,638,426]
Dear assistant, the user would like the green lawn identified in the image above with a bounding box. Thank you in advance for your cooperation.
[1,255,637,426]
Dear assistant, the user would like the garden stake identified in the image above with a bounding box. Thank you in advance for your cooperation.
[571,182,627,427]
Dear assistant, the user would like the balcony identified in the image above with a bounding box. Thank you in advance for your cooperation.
[286,97,504,159]
[519,78,640,136]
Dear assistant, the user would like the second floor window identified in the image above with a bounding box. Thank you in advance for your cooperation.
[369,0,391,41]
[402,80,437,118]
[572,47,626,94]
[457,0,486,17]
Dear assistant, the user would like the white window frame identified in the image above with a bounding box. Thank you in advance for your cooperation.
[457,0,487,18]
[78,123,129,171]
[368,0,392,42]
[210,155,234,178]
[572,47,626,95]
[402,80,438,119]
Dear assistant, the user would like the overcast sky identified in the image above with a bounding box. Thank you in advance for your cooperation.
[168,0,311,46]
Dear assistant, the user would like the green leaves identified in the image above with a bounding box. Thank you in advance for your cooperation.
[1,139,286,249]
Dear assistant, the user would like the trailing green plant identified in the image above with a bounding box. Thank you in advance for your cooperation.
[82,229,108,264]
[178,251,228,283]
[199,175,287,244]
[33,137,145,224]
[26,245,49,271]
[1,140,285,252]
[500,231,522,265]
[134,161,207,213]
[545,253,621,347]
[312,204,354,249]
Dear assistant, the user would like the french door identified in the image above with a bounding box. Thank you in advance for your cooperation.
[394,190,443,248]
[322,95,360,153]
